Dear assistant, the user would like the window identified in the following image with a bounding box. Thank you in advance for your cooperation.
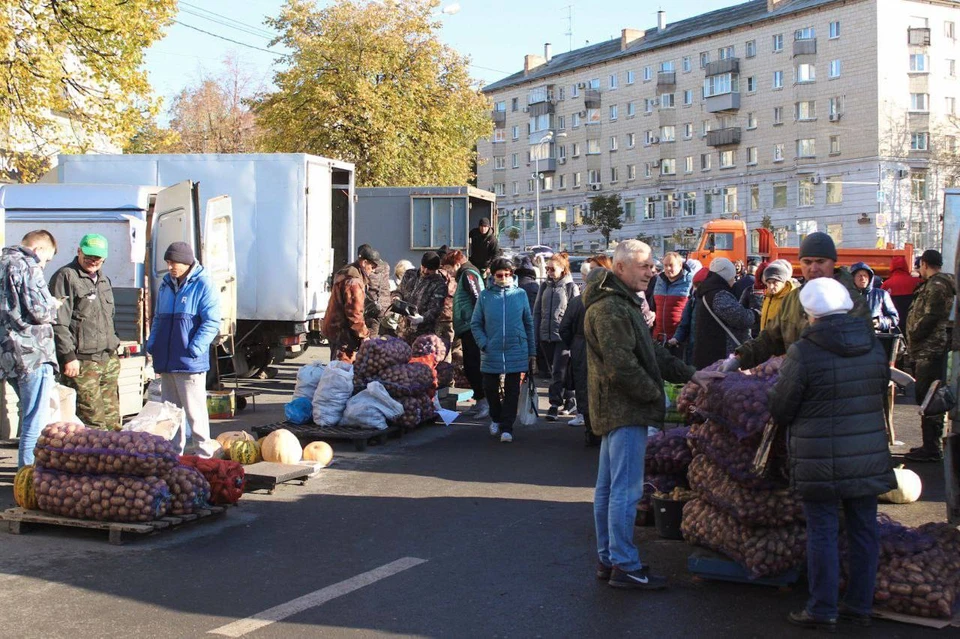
[796,100,816,120]
[830,135,840,155]
[746,40,757,58]
[628,164,637,180]
[773,70,784,89]
[719,45,735,59]
[910,93,929,111]
[609,74,619,90]
[493,128,506,142]
[829,21,840,39]
[798,180,814,207]
[587,139,601,154]
[624,199,637,220]
[684,156,694,173]
[527,179,535,193]
[774,143,785,162]
[663,194,677,218]
[573,172,581,187]
[609,104,618,121]
[644,196,657,219]
[701,120,712,136]
[773,34,784,52]
[682,56,692,72]
[912,173,928,200]
[645,163,652,178]
[747,76,757,92]
[703,73,739,97]
[722,187,738,214]
[571,83,580,98]
[828,60,841,78]
[797,138,816,157]
[826,177,842,204]
[645,98,655,113]
[747,147,758,165]
[660,60,675,72]
[530,113,551,132]
[558,87,565,100]
[948,59,957,77]
[511,125,519,140]
[610,167,619,183]
[747,112,757,129]
[627,133,636,148]
[572,112,581,128]
[661,125,676,142]
[492,183,505,196]
[542,175,553,191]
[773,106,784,125]
[571,142,580,157]
[720,150,736,168]
[627,102,636,117]
[910,54,929,72]
[494,100,506,112]
[494,156,506,170]
[684,123,693,138]
[587,169,601,185]
[609,136,618,151]
[558,175,566,189]
[661,158,676,175]
[947,21,956,39]
[773,182,787,208]
[682,192,696,216]
[683,89,694,105]
[643,66,652,81]
[586,107,601,124]
[411,196,469,249]
[589,78,601,89]
[512,181,519,195]
[796,63,816,83]
[645,130,656,145]
[558,145,566,160]
[947,97,956,115]
[626,70,635,85]
[828,96,844,117]
[661,93,676,108]
[750,185,760,210]
[511,153,519,168]
[795,27,815,40]
[701,153,712,170]
[704,193,714,216]
[700,51,710,68]
[557,116,566,131]
[911,132,929,150]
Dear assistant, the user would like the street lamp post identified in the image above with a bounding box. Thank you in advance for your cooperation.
[533,130,566,247]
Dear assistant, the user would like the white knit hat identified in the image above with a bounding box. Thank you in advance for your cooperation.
[709,257,736,285]
[799,277,854,318]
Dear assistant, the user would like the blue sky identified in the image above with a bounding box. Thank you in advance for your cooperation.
[145,0,726,112]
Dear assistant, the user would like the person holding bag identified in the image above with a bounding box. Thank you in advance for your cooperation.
[691,258,756,370]
[470,258,537,443]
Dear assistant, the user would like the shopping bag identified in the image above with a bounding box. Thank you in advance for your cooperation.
[518,376,538,427]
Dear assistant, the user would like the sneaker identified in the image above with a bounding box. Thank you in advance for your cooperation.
[607,566,667,590]
[904,449,943,462]
[908,445,926,454]
[596,562,612,580]
[837,605,872,627]
[500,432,513,443]
[546,406,559,422]
[473,399,490,420]
[787,610,837,633]
[489,422,500,437]
[559,401,577,416]
[569,413,585,427]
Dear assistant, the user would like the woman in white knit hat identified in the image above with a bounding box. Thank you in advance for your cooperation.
[759,259,799,332]
[691,257,757,369]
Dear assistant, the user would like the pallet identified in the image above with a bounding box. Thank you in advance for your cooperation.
[872,607,960,629]
[687,549,801,591]
[0,505,228,545]
[242,461,314,494]
[253,421,399,451]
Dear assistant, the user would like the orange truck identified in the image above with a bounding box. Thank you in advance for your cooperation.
[687,220,913,279]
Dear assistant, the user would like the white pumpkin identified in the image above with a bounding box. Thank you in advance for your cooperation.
[303,441,334,467]
[260,428,303,464]
[879,466,922,504]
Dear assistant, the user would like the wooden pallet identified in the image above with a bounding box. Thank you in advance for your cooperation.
[0,505,228,545]
[253,421,400,451]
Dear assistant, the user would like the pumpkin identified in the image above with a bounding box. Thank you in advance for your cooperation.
[260,429,303,464]
[303,441,334,467]
[880,466,922,504]
[14,465,38,510]
[216,430,254,455]
[229,439,261,465]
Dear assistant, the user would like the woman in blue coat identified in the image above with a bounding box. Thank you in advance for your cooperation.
[471,257,537,443]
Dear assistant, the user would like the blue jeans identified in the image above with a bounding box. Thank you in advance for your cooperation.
[803,496,880,619]
[594,425,648,571]
[11,364,55,468]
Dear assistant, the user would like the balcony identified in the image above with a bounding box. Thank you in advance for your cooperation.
[706,127,742,147]
[908,27,931,46]
[793,38,817,56]
[584,89,602,107]
[491,109,506,124]
[528,101,555,117]
[704,57,739,77]
[704,92,741,113]
[657,71,676,89]
[535,158,557,173]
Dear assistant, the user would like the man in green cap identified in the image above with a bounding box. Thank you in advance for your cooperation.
[49,234,122,429]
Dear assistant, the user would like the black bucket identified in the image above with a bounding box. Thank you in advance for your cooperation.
[652,496,684,540]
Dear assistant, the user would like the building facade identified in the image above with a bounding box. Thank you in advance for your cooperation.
[477,0,960,255]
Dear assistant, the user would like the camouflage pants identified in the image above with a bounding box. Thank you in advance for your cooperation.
[63,357,121,430]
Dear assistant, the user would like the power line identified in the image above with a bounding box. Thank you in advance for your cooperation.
[172,20,288,57]
[178,2,276,40]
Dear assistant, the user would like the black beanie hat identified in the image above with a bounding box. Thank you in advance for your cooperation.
[163,241,195,265]
[798,232,838,261]
[421,251,441,270]
[358,244,380,263]
[478,217,490,227]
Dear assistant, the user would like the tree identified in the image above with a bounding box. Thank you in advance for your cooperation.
[0,0,177,181]
[123,117,181,155]
[760,214,774,230]
[254,0,490,187]
[507,227,520,246]
[584,194,624,248]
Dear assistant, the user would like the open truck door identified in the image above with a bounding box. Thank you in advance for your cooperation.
[150,180,201,302]
[202,195,237,341]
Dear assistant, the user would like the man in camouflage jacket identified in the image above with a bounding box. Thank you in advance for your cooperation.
[397,252,450,341]
[0,231,60,467]
[905,249,957,461]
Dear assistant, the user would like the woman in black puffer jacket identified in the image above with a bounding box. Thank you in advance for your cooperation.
[769,277,896,632]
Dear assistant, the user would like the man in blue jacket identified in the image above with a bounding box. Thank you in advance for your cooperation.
[147,242,221,457]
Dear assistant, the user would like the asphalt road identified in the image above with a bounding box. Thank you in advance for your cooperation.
[0,355,951,639]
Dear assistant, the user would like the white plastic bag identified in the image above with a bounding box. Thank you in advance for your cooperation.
[312,361,355,426]
[48,384,81,425]
[122,401,185,441]
[340,381,404,430]
[294,361,326,400]
[146,378,162,403]
[518,377,538,427]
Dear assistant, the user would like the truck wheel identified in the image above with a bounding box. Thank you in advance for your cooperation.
[287,343,310,360]
[240,346,272,379]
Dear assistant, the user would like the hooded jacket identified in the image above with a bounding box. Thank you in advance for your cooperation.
[906,271,957,361]
[0,246,58,378]
[533,273,578,343]
[653,269,693,342]
[468,227,500,271]
[49,257,121,365]
[583,269,694,436]
[364,259,393,328]
[881,256,921,333]
[735,268,870,370]
[770,314,896,501]
[692,271,756,370]
[470,278,536,374]
[515,258,540,312]
[452,260,484,337]
[849,262,899,332]
[147,263,221,374]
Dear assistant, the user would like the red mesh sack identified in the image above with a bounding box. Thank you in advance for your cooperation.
[179,456,246,505]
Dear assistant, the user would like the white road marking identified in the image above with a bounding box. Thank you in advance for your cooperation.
[207,557,427,637]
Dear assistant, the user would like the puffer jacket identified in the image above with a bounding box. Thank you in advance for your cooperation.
[735,268,869,370]
[881,256,921,333]
[583,269,694,436]
[147,263,221,374]
[849,262,899,332]
[692,272,756,370]
[0,246,58,378]
[533,273,578,343]
[906,271,957,361]
[322,262,369,349]
[470,280,536,374]
[49,257,121,364]
[653,270,693,342]
[769,314,896,501]
[452,261,483,337]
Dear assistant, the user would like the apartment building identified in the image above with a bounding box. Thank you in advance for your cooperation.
[477,0,960,255]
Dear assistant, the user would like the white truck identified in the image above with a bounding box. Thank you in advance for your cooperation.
[44,153,356,376]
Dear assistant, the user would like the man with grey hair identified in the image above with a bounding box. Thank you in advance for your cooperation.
[583,239,696,590]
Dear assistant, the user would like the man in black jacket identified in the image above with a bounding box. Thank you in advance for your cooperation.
[49,234,122,430]
[468,218,499,272]
[770,277,895,632]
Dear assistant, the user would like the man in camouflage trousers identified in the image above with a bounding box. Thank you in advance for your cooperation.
[905,249,957,462]
[49,234,122,430]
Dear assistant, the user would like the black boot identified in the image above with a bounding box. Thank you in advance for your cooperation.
[906,418,945,461]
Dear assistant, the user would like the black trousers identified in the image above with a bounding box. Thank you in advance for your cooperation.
[914,353,948,453]
[541,341,573,407]
[482,372,521,433]
[459,331,485,401]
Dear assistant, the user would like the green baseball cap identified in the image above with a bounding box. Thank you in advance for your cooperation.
[79,234,108,259]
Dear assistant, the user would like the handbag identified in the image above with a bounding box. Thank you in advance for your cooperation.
[702,297,742,347]
[518,376,539,427]
[921,380,957,417]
